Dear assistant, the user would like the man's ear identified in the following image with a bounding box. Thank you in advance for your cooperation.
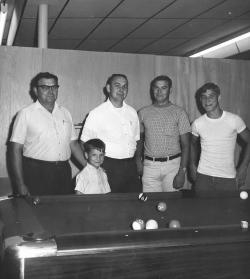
[84,152,88,160]
[106,84,110,94]
[218,94,221,101]
[33,86,38,97]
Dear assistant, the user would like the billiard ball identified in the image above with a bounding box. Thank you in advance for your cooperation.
[241,220,248,230]
[33,196,40,205]
[169,220,181,229]
[157,202,167,212]
[240,191,248,200]
[132,219,145,230]
[145,219,158,230]
[138,193,148,202]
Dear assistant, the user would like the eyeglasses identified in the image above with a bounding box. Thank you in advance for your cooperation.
[37,85,59,91]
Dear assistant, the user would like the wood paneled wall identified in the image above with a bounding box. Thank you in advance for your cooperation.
[0,46,250,188]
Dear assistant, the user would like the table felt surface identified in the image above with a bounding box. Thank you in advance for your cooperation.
[0,192,249,238]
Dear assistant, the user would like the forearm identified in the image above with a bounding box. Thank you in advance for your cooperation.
[179,133,190,169]
[70,140,87,167]
[135,138,144,161]
[9,143,26,193]
[190,137,199,168]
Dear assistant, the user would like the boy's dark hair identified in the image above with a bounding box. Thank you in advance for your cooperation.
[199,82,220,96]
[84,138,105,153]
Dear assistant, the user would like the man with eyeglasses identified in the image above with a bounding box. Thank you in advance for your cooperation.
[190,82,250,195]
[80,74,141,193]
[9,72,86,196]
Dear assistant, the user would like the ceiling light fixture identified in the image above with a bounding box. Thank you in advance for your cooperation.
[190,31,250,58]
[0,1,8,45]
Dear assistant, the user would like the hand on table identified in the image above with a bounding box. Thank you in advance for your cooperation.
[17,183,30,196]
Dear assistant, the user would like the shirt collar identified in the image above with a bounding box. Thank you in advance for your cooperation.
[106,98,127,110]
[35,100,59,113]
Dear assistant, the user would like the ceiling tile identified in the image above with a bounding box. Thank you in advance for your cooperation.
[128,19,187,39]
[166,19,250,56]
[110,0,174,18]
[49,39,81,50]
[49,18,101,39]
[166,19,227,38]
[88,18,145,39]
[24,0,68,18]
[14,19,37,46]
[110,39,155,53]
[155,0,224,18]
[78,39,118,51]
[141,38,188,53]
[198,0,250,19]
[61,0,121,17]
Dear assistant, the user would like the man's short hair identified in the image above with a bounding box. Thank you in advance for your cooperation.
[200,82,220,95]
[150,75,172,89]
[106,74,128,86]
[84,138,106,154]
[33,72,58,86]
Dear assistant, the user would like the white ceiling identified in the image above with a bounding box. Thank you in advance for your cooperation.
[2,0,250,59]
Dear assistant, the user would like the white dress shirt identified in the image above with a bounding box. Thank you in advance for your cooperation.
[10,101,77,161]
[81,99,140,159]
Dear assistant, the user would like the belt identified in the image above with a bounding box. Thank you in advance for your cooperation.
[23,156,68,166]
[105,156,133,162]
[145,153,181,162]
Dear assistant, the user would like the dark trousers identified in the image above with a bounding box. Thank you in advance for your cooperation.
[23,157,73,195]
[195,172,237,197]
[103,157,142,193]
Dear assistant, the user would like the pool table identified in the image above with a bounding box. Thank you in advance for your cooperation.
[0,192,250,279]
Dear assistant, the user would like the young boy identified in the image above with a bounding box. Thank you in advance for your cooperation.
[75,139,111,194]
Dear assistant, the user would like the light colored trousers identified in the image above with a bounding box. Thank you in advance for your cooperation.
[142,158,181,192]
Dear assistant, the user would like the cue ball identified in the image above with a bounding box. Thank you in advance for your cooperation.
[241,220,249,229]
[132,219,145,230]
[138,193,148,202]
[145,219,158,230]
[169,220,181,229]
[157,202,167,212]
[240,191,248,200]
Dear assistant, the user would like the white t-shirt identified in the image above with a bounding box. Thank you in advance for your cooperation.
[10,101,77,161]
[192,111,246,178]
[75,163,111,194]
[81,99,140,159]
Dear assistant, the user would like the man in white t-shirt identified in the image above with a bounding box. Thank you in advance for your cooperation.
[190,82,250,195]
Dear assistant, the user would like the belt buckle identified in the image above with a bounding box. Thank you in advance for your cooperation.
[166,156,169,161]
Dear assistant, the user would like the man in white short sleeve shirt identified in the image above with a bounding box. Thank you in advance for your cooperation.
[9,72,86,196]
[190,82,250,195]
[80,74,141,193]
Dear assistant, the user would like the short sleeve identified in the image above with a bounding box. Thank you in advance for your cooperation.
[10,110,28,144]
[191,120,199,137]
[66,110,77,141]
[75,170,89,194]
[80,112,99,142]
[135,115,140,141]
[234,115,246,134]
